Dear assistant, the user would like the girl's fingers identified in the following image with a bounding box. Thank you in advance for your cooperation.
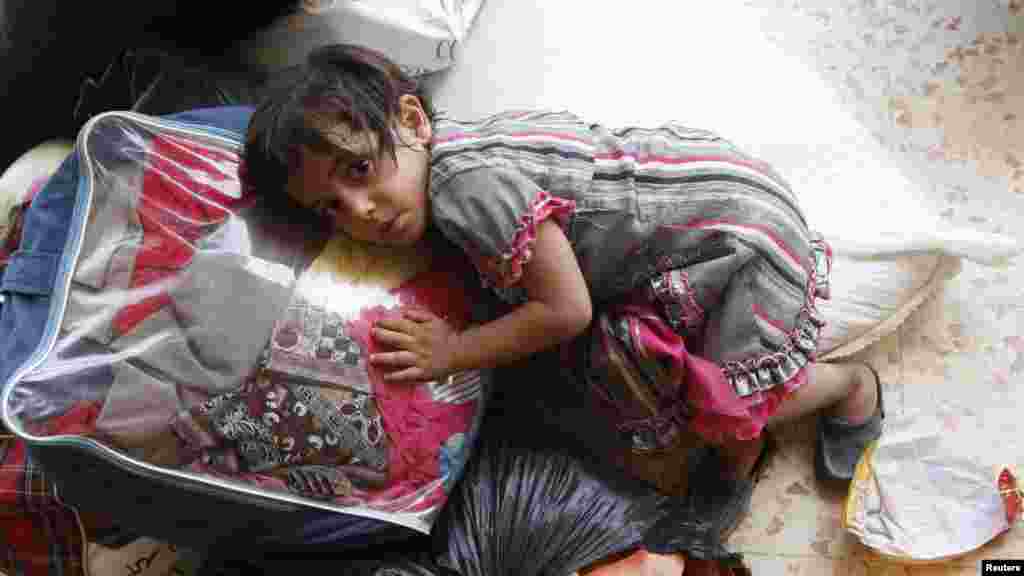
[375,317,417,333]
[402,308,437,323]
[372,327,416,347]
[382,366,428,383]
[369,350,418,367]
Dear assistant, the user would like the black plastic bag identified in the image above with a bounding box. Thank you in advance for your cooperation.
[424,350,743,576]
[71,48,273,122]
[432,434,742,576]
[435,436,659,575]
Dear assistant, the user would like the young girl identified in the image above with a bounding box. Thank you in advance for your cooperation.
[241,44,884,538]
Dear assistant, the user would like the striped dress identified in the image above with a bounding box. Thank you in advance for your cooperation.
[428,110,832,449]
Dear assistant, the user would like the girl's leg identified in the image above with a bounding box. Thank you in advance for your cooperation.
[717,362,878,481]
[769,362,878,426]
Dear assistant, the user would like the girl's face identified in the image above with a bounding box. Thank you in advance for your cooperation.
[288,95,432,247]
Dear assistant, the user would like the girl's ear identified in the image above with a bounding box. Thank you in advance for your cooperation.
[397,94,432,143]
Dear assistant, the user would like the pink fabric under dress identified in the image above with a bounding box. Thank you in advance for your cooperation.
[582,296,811,451]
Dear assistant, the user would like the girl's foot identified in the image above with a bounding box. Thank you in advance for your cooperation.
[827,363,879,425]
[720,364,878,483]
[815,363,885,483]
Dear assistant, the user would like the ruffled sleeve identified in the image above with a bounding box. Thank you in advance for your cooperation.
[430,166,575,297]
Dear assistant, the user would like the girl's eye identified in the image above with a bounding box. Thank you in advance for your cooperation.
[345,159,373,181]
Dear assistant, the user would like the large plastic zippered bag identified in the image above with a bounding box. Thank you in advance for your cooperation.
[0,106,488,550]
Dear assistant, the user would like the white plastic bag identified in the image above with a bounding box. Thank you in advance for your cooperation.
[844,405,1022,563]
[243,0,485,76]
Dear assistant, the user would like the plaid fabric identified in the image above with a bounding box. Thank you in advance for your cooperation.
[0,430,87,576]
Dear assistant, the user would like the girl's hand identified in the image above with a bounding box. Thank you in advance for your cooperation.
[369,308,462,383]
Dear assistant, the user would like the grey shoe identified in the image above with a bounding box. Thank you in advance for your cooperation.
[815,363,885,483]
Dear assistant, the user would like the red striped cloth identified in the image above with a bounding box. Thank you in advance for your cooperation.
[112,133,250,337]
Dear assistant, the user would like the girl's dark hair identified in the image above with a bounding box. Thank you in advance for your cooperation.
[241,44,435,196]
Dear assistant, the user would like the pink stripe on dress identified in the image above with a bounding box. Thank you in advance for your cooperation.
[432,130,594,145]
[664,218,810,276]
[594,151,775,175]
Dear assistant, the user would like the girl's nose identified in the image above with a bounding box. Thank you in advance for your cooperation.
[337,187,376,221]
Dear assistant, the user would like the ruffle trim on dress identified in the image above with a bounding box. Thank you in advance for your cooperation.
[724,237,832,399]
[469,191,575,296]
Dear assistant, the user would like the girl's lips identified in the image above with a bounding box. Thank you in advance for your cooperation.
[382,214,401,235]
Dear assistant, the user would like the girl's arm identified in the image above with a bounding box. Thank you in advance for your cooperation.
[370,219,592,381]
[451,218,592,371]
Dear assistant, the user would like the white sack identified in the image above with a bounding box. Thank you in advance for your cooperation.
[243,0,485,76]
